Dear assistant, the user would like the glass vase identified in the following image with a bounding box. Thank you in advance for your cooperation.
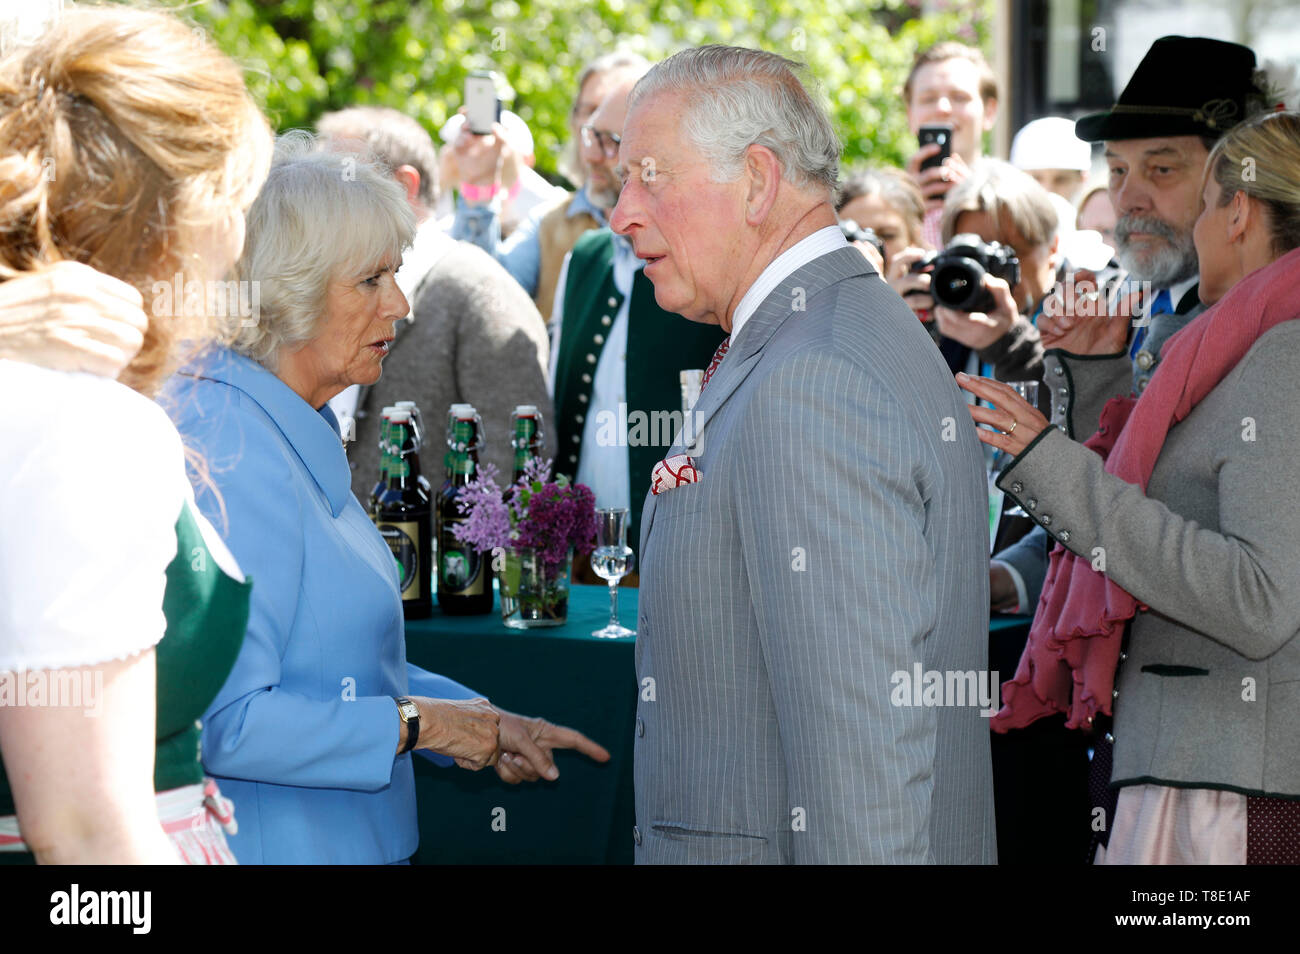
[499,546,571,629]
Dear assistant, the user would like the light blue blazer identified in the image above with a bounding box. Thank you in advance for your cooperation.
[164,347,477,864]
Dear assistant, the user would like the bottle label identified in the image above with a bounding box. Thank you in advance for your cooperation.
[439,523,486,596]
[378,521,421,599]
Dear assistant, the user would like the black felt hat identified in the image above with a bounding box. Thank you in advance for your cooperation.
[1075,36,1261,142]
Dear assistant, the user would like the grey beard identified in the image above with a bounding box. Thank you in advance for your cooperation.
[1115,213,1199,287]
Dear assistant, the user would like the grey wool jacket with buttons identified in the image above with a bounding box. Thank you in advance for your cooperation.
[997,320,1300,797]
[995,294,1205,610]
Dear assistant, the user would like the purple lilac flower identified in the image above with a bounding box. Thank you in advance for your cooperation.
[452,463,512,552]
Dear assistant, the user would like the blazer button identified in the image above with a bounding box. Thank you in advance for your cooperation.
[586,353,597,364]
[1056,404,1067,415]
[636,718,645,738]
[1136,376,1150,392]
[594,334,605,345]
[1058,529,1070,542]
[1104,732,1115,744]
[1040,514,1052,526]
[1058,387,1068,398]
[1010,481,1024,494]
[1053,365,1064,376]
[575,414,584,424]
[601,315,612,327]
[633,825,642,846]
[582,373,592,383]
[1135,350,1155,371]
[578,393,588,403]
[568,454,578,464]
[1026,497,1038,511]
[1119,652,1127,662]
[1112,688,1119,699]
[607,297,618,308]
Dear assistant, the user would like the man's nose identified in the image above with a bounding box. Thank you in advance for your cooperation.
[1112,175,1149,215]
[609,187,635,236]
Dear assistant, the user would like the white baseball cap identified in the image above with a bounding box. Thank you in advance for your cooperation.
[1010,117,1091,172]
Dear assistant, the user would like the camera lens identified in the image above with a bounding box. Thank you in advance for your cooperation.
[932,258,989,311]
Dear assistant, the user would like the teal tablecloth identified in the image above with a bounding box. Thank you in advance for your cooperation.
[404,584,638,865]
[405,593,1031,866]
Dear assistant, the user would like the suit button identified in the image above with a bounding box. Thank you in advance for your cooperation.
[1058,387,1068,398]
[1135,350,1154,371]
[1136,376,1150,392]
[636,718,644,738]
[1105,732,1115,744]
[601,315,612,327]
[571,433,580,444]
[1040,514,1052,526]
[575,414,584,424]
[1010,481,1024,494]
[568,454,578,463]
[1057,424,1067,433]
[633,825,642,846]
[1053,365,1064,376]
[1112,688,1119,699]
[594,334,605,345]
[1058,529,1070,542]
[1057,404,1067,415]
[1026,497,1038,511]
[607,297,618,308]
[1119,652,1127,662]
[578,393,588,403]
[586,353,597,364]
[582,373,592,383]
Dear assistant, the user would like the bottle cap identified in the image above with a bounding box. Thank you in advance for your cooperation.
[513,405,538,416]
[389,410,412,423]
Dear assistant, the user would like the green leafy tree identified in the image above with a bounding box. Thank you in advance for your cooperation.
[156,0,992,184]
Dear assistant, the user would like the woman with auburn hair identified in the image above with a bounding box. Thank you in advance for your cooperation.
[959,110,1300,864]
[0,5,271,863]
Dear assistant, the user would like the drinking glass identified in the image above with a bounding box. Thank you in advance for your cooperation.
[998,381,1039,518]
[591,507,636,638]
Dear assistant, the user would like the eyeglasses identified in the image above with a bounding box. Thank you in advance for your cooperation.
[580,124,622,158]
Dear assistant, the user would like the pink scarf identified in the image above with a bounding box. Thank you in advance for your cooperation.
[991,245,1300,732]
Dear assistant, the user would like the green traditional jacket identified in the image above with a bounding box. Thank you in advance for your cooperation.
[553,229,726,552]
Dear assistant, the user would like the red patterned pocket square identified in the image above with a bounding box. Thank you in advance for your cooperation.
[650,454,701,495]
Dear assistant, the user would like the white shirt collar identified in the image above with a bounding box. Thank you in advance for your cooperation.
[1167,275,1199,312]
[729,226,849,347]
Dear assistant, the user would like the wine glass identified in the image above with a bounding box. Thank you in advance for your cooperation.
[996,381,1039,518]
[591,507,636,638]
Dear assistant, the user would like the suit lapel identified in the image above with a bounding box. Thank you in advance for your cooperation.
[642,247,872,548]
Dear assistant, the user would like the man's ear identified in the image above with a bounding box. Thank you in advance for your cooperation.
[982,97,998,132]
[1046,232,1062,272]
[394,165,421,205]
[743,144,783,226]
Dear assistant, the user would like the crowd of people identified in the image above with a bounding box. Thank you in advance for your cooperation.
[2,2,1300,865]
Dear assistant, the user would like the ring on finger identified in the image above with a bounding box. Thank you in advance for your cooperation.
[1007,419,1018,435]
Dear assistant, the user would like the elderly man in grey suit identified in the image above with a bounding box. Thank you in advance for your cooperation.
[609,46,996,864]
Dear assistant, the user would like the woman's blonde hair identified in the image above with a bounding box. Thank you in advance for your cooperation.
[1209,110,1300,255]
[0,5,272,395]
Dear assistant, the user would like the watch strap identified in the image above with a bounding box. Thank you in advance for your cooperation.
[394,696,419,755]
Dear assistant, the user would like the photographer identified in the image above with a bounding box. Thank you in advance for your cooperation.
[927,159,1066,384]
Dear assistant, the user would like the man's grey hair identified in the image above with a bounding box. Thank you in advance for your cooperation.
[628,45,841,195]
[573,49,653,118]
[940,158,1059,248]
[231,131,415,370]
[316,106,440,206]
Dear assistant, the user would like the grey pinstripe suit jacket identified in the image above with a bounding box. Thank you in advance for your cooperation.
[633,246,996,863]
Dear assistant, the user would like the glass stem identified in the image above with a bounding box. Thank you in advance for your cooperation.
[608,579,619,628]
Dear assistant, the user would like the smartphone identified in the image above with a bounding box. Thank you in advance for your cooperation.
[464,71,501,135]
[918,124,952,171]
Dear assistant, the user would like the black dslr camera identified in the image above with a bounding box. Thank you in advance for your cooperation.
[839,219,886,262]
[910,233,1020,313]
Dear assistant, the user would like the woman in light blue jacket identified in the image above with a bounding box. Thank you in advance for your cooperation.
[166,135,607,864]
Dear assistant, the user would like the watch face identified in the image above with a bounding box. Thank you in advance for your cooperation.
[399,701,420,720]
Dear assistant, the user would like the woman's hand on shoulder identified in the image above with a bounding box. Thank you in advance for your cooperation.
[0,262,147,378]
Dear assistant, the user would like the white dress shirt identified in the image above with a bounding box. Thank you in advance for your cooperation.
[548,233,639,511]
